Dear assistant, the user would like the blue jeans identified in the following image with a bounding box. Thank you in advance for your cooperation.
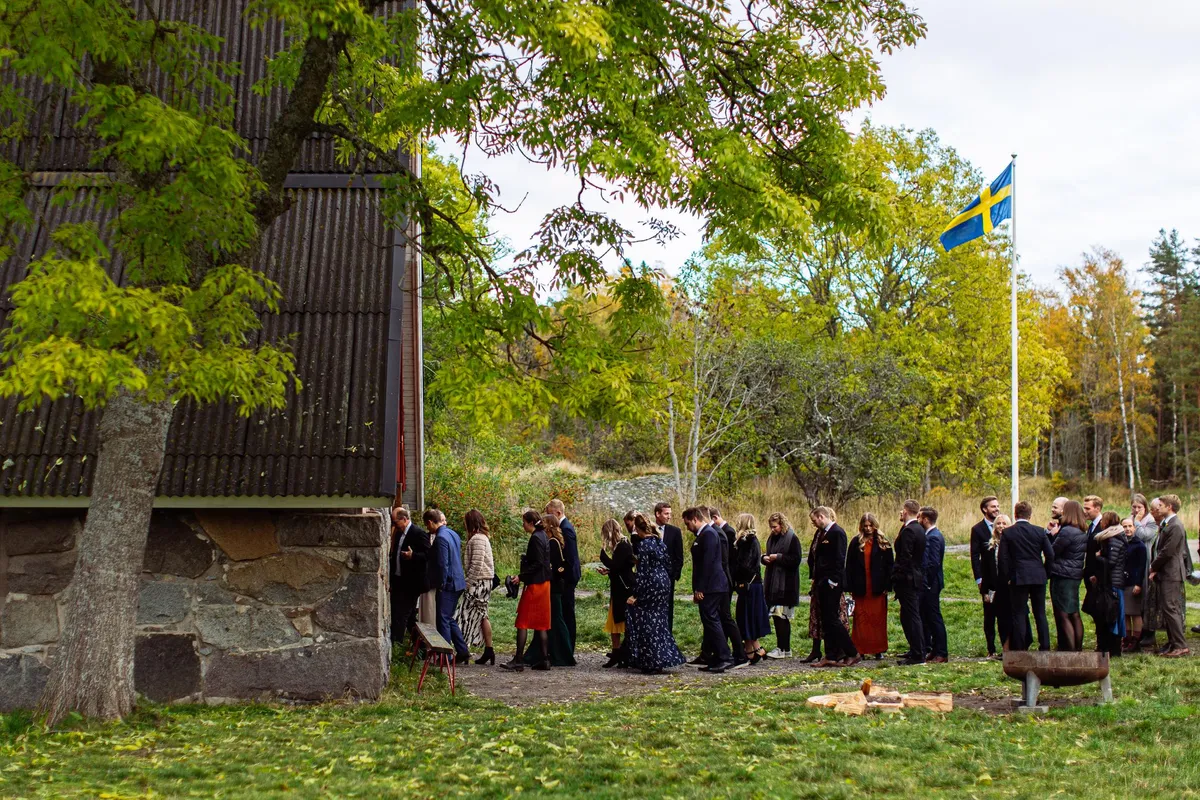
[437,589,469,656]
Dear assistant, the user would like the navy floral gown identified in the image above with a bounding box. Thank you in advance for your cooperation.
[626,535,686,671]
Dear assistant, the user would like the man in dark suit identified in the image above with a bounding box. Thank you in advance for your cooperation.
[970,495,1000,656]
[424,508,470,663]
[1149,495,1190,657]
[546,499,581,651]
[654,502,684,633]
[891,499,927,664]
[710,508,737,557]
[388,506,428,650]
[699,505,746,668]
[686,507,734,672]
[999,501,1055,651]
[919,506,948,662]
[810,506,859,666]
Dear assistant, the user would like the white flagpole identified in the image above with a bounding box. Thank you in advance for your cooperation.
[1010,154,1019,512]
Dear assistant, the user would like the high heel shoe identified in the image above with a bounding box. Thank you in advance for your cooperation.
[475,647,495,665]
[602,654,623,668]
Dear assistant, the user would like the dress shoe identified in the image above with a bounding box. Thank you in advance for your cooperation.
[729,659,750,671]
[500,661,525,672]
[1191,624,1200,634]
[707,661,731,674]
[798,650,822,663]
[898,657,926,666]
[1161,648,1192,658]
[531,661,551,671]
[929,656,948,664]
[689,655,708,665]
[813,658,839,668]
[840,655,862,667]
[455,652,471,665]
[641,667,665,675]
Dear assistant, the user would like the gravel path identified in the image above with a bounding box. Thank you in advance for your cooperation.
[456,650,991,707]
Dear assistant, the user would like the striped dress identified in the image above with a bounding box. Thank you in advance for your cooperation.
[456,533,495,647]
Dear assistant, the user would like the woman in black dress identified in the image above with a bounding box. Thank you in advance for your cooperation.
[599,518,636,668]
[732,513,770,663]
[625,512,686,674]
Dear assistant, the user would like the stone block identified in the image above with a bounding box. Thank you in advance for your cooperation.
[4,515,80,556]
[144,513,215,578]
[194,604,301,652]
[292,614,313,637]
[137,581,190,625]
[135,634,201,702]
[194,581,237,605]
[6,551,76,595]
[1,594,60,646]
[313,574,379,638]
[0,653,49,711]
[277,514,384,548]
[314,547,382,573]
[196,510,279,561]
[204,639,386,701]
[224,552,343,605]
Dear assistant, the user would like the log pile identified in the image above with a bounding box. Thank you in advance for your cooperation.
[806,679,953,716]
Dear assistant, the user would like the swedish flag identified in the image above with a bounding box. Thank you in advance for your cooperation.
[940,163,1013,251]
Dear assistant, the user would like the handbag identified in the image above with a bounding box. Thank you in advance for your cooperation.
[491,572,501,590]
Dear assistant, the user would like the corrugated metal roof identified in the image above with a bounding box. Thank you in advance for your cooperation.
[0,188,395,499]
[0,2,412,502]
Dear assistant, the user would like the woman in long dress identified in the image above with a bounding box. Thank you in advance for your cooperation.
[846,513,893,659]
[732,514,770,664]
[456,508,496,664]
[525,513,576,667]
[599,519,635,668]
[625,512,686,675]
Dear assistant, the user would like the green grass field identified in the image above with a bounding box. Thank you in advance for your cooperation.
[5,553,1200,799]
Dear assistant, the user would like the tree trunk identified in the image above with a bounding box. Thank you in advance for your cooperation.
[1172,382,1179,482]
[38,391,174,726]
[1048,424,1056,475]
[667,390,683,504]
[1110,321,1134,495]
[1130,379,1142,485]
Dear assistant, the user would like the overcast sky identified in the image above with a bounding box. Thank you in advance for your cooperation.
[456,1,1200,292]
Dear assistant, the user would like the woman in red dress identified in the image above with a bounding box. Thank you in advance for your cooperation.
[845,513,893,659]
[502,510,552,671]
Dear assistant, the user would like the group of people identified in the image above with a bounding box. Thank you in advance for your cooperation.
[388,490,1195,676]
[971,492,1194,659]
[387,501,581,669]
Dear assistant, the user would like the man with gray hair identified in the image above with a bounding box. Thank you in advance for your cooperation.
[1149,495,1190,657]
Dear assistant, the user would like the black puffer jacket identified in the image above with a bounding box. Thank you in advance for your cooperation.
[1095,529,1126,591]
[1049,524,1086,580]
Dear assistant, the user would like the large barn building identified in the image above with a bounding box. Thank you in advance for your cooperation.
[0,3,423,709]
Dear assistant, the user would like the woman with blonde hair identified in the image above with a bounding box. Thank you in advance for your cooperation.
[845,513,892,659]
[732,513,770,664]
[599,518,635,668]
[983,514,1021,654]
[456,509,496,665]
[523,513,576,667]
[762,512,802,659]
[625,511,686,674]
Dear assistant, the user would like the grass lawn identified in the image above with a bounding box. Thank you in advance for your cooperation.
[6,553,1200,799]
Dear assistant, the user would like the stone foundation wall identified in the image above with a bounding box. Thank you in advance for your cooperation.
[0,508,390,711]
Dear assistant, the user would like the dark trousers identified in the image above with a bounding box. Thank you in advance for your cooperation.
[715,591,744,663]
[436,589,469,656]
[1010,584,1051,651]
[920,588,947,658]
[698,594,732,665]
[390,581,420,645]
[817,584,856,660]
[1092,613,1122,656]
[982,595,997,654]
[561,581,578,650]
[894,581,925,660]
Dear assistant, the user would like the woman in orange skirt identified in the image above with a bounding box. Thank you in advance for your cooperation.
[503,510,552,671]
[845,513,893,659]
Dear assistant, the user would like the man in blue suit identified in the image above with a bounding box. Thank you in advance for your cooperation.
[546,499,581,651]
[423,509,470,664]
[918,506,948,662]
[686,507,734,673]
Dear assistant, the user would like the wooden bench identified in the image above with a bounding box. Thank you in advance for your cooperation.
[411,621,457,695]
